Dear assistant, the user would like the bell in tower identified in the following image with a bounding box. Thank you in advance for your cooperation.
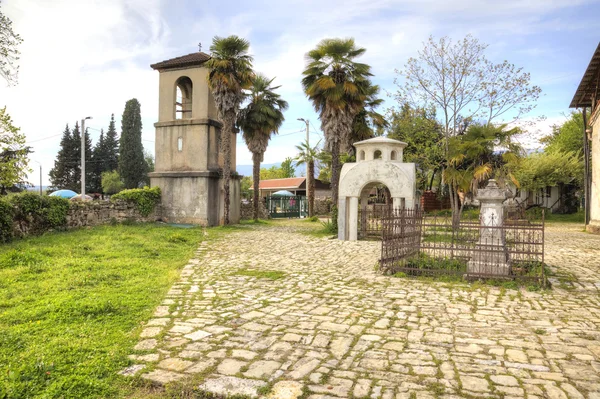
[149,51,241,225]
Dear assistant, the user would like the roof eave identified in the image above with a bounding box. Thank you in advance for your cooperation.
[569,42,600,109]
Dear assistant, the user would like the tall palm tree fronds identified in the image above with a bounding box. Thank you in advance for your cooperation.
[238,74,288,221]
[206,35,255,225]
[444,123,523,220]
[301,38,373,219]
[350,82,388,148]
[295,139,321,217]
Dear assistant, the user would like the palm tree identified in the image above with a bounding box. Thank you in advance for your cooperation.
[238,74,288,221]
[206,35,254,225]
[301,38,372,223]
[295,139,321,217]
[444,123,523,225]
[349,82,388,149]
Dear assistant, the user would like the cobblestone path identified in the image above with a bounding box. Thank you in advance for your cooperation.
[126,221,600,398]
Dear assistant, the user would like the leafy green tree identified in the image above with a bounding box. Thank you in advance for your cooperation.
[315,150,353,184]
[0,107,29,194]
[302,38,372,223]
[0,5,23,85]
[206,35,254,225]
[295,139,320,217]
[259,165,287,180]
[101,170,124,195]
[515,151,582,192]
[541,112,583,155]
[143,149,154,186]
[240,175,252,199]
[280,157,295,178]
[238,74,288,221]
[387,103,444,191]
[444,124,522,220]
[119,99,146,189]
[394,34,541,218]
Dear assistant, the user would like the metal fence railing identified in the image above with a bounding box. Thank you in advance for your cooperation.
[379,208,545,284]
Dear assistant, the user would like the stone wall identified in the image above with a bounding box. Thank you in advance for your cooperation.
[66,200,159,228]
[314,198,333,216]
[240,199,269,220]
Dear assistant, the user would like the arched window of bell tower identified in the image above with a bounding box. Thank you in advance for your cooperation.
[175,76,193,119]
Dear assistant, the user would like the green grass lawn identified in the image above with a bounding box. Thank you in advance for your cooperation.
[0,223,206,399]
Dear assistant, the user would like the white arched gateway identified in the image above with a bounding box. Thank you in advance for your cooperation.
[338,137,416,241]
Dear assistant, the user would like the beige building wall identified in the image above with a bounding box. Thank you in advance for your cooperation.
[589,111,600,233]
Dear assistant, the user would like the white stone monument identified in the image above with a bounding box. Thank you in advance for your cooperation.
[467,179,510,276]
[338,137,416,241]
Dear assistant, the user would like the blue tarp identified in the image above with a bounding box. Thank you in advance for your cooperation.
[49,189,77,198]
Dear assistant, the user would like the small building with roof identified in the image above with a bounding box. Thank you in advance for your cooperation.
[253,177,331,198]
[570,42,600,233]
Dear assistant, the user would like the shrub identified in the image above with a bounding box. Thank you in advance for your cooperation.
[111,186,161,217]
[0,198,13,242]
[7,193,69,237]
[101,170,125,195]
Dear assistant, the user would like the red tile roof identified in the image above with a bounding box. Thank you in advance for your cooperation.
[150,52,211,71]
[258,178,306,190]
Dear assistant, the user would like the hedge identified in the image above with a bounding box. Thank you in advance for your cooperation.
[111,186,161,217]
[0,193,70,242]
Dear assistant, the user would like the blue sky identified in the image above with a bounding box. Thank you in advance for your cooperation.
[1,0,599,185]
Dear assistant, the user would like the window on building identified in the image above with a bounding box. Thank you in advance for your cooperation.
[390,150,397,160]
[374,150,382,159]
[359,150,365,161]
[175,77,193,119]
[178,137,183,152]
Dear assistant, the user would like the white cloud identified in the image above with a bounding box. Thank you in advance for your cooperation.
[0,0,169,185]
[0,0,595,184]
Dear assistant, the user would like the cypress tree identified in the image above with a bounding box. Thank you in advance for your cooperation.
[49,124,73,191]
[119,99,145,188]
[71,122,81,190]
[83,126,93,193]
[104,113,119,172]
[90,129,105,193]
[70,122,93,193]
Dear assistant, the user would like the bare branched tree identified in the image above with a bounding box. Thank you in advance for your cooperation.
[393,35,542,223]
[0,2,23,86]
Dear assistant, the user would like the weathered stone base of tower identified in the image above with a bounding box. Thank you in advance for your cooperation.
[150,171,240,226]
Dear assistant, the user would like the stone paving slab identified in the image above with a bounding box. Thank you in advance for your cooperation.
[127,221,600,398]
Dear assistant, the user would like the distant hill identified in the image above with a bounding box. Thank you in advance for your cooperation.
[237,162,306,177]
[27,186,50,192]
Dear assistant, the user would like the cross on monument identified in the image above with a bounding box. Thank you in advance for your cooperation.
[198,42,202,52]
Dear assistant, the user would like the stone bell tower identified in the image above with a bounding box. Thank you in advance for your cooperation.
[149,52,240,225]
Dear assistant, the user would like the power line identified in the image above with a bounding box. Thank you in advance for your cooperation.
[25,133,63,144]
[309,121,323,138]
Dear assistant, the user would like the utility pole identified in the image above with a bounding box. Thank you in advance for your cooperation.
[81,116,92,199]
[297,118,311,216]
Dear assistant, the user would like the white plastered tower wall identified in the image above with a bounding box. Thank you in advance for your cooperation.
[148,52,240,225]
[338,137,416,241]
